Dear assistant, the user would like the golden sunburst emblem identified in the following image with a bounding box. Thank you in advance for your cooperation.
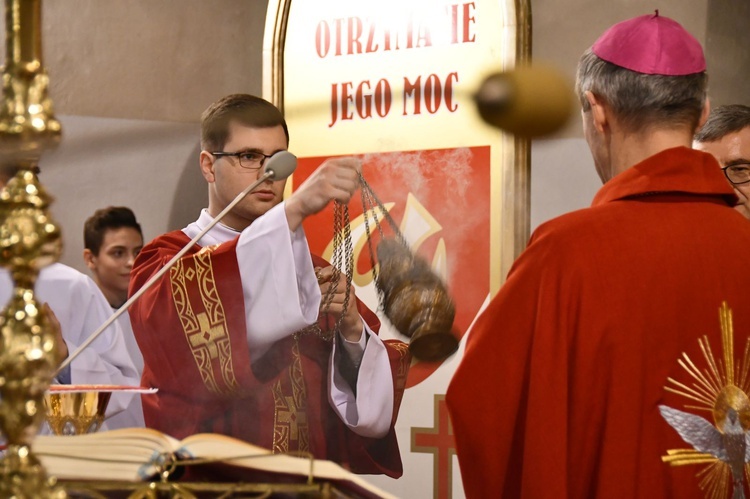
[660,301,750,499]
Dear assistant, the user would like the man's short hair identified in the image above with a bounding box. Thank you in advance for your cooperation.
[84,206,142,256]
[575,49,708,132]
[694,104,750,143]
[200,94,289,151]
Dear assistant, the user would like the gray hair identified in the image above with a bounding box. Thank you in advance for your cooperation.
[575,49,708,132]
[694,104,750,143]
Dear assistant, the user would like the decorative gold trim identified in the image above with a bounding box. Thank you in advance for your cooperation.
[194,251,239,391]
[169,248,238,395]
[391,341,411,383]
[272,338,310,454]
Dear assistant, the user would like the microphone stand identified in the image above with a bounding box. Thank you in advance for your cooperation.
[55,169,280,376]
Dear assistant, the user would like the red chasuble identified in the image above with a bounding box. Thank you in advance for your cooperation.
[447,148,750,498]
[129,233,410,477]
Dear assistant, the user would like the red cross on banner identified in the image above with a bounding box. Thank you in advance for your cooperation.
[411,394,456,499]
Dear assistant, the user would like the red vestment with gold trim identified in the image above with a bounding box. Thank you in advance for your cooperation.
[129,233,410,477]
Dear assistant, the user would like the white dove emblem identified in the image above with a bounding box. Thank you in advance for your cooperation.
[661,404,750,499]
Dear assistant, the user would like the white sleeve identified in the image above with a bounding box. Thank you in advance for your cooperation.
[236,203,394,436]
[328,323,395,438]
[63,277,142,429]
[236,202,320,357]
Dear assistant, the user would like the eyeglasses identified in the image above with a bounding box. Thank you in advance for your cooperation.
[211,151,274,170]
[722,163,750,185]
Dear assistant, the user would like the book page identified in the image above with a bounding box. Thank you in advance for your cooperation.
[34,430,396,498]
[34,427,181,481]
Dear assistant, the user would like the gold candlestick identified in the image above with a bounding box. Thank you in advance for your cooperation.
[0,0,65,497]
[0,0,60,161]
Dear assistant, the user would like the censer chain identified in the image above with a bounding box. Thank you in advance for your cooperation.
[312,199,353,340]
[311,172,408,339]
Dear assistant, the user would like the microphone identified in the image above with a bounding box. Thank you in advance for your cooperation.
[474,63,575,138]
[55,150,298,376]
[264,150,297,180]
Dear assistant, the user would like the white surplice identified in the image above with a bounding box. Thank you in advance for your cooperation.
[182,204,394,438]
[112,308,145,428]
[115,308,143,377]
[0,263,143,430]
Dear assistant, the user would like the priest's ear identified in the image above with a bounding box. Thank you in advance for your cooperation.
[697,98,711,131]
[199,151,217,183]
[584,91,609,134]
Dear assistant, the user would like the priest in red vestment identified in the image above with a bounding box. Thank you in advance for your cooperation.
[129,94,410,477]
[447,13,750,498]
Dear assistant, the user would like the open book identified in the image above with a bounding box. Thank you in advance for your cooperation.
[33,428,395,499]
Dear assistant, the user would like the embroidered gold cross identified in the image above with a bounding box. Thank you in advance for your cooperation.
[277,396,307,441]
[189,312,226,359]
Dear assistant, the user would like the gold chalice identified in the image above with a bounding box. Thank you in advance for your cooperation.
[43,385,114,436]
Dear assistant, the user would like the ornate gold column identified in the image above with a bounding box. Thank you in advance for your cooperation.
[0,0,65,496]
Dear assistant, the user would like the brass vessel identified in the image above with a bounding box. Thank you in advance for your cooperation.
[376,238,458,362]
[357,176,458,362]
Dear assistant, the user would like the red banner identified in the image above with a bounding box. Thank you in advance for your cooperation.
[293,146,491,386]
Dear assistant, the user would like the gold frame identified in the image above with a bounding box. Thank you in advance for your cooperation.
[511,0,532,271]
[262,0,533,290]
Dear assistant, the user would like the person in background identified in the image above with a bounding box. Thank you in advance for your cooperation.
[84,206,145,374]
[694,104,750,219]
[0,169,141,430]
[447,13,750,498]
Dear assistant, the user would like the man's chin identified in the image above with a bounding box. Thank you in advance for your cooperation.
[242,200,282,221]
[735,204,750,220]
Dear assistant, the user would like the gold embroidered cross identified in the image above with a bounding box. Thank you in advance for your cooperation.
[277,396,307,441]
[189,312,226,359]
